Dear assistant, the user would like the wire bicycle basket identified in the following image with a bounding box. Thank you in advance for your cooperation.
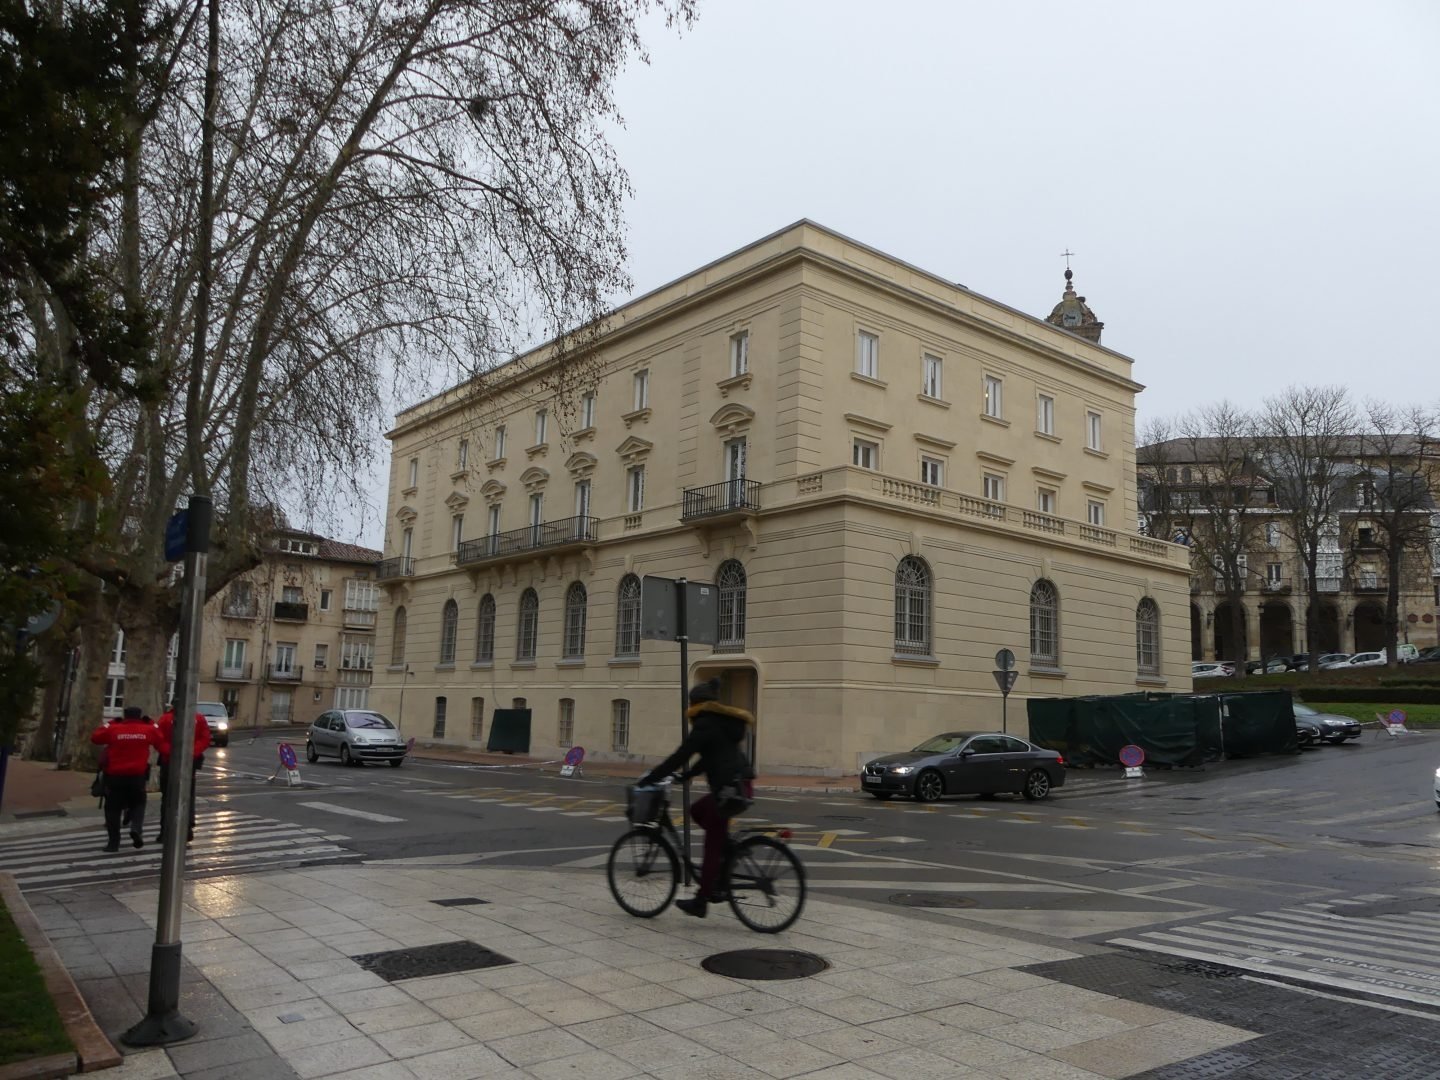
[626,784,667,825]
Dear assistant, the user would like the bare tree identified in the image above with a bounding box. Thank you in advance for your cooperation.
[20,0,697,765]
[1353,402,1439,667]
[1136,417,1187,544]
[1254,386,1356,674]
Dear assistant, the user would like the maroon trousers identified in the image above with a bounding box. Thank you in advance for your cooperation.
[690,781,754,897]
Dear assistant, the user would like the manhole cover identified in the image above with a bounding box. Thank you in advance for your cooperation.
[888,892,978,909]
[351,941,514,982]
[701,949,829,980]
[1160,960,1239,980]
[431,897,490,907]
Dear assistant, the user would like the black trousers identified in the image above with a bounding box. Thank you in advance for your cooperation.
[103,774,147,842]
[157,759,200,839]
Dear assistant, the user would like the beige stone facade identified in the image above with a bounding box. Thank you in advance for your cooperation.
[201,531,383,726]
[371,222,1192,775]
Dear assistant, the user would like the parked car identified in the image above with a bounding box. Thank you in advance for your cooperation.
[1191,662,1234,678]
[1321,651,1385,671]
[1411,646,1440,666]
[1245,658,1288,675]
[306,709,407,767]
[1293,703,1363,746]
[196,701,231,748]
[1316,653,1351,668]
[1283,654,1311,671]
[1433,765,1440,810]
[861,732,1065,803]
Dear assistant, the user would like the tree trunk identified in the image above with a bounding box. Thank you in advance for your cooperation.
[119,610,173,720]
[1229,587,1247,671]
[62,590,117,771]
[1385,541,1403,668]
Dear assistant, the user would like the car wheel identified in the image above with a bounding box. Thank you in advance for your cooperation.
[306,741,318,764]
[340,744,355,767]
[869,791,893,800]
[1022,769,1051,801]
[388,758,403,768]
[913,769,944,803]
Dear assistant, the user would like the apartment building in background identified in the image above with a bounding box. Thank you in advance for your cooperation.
[370,221,1192,775]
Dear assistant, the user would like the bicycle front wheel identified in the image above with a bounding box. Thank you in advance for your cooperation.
[607,828,679,918]
[725,835,806,933]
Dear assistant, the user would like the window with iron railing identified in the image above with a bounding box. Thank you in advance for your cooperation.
[716,560,747,653]
[1030,580,1060,667]
[564,582,587,659]
[615,575,641,657]
[894,556,933,657]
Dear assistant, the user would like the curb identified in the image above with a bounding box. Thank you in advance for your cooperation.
[0,873,121,1076]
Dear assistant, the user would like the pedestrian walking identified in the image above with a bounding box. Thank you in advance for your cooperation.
[155,704,210,844]
[90,706,163,852]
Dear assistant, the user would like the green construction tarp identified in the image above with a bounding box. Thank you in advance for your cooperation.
[487,708,531,753]
[1027,690,1294,767]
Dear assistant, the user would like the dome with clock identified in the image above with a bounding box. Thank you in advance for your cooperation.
[1045,267,1104,343]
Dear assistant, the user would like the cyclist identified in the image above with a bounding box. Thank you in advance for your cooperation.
[637,678,755,918]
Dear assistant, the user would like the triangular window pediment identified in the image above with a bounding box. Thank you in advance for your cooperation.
[444,490,469,511]
[615,436,654,464]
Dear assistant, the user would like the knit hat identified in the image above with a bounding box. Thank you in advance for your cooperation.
[688,677,721,705]
[122,706,143,720]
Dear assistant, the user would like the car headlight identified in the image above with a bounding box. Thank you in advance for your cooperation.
[216,720,228,730]
[890,766,914,775]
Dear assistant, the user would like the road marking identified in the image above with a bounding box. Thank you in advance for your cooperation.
[297,801,405,823]
[817,832,837,849]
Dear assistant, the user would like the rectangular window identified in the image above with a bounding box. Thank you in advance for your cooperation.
[319,588,332,612]
[1267,562,1283,584]
[111,630,126,665]
[407,458,418,487]
[984,375,1003,419]
[633,369,649,410]
[344,579,378,612]
[1037,488,1057,514]
[581,391,596,429]
[983,472,1005,502]
[852,439,878,470]
[611,699,630,752]
[922,353,943,399]
[725,438,747,482]
[487,505,500,537]
[535,409,547,445]
[221,688,239,716]
[452,514,464,552]
[1086,411,1103,451]
[1087,500,1106,526]
[270,688,293,725]
[457,439,469,469]
[282,585,303,604]
[730,331,749,377]
[856,331,879,378]
[574,480,591,520]
[433,696,447,739]
[313,643,328,669]
[401,527,413,559]
[627,466,645,512]
[920,457,943,487]
[274,642,297,673]
[494,425,507,459]
[223,639,247,669]
[1037,394,1055,435]
[340,636,373,670]
[104,677,125,711]
[558,699,574,747]
[470,697,484,741]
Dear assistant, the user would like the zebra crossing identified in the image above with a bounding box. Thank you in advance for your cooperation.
[0,807,361,893]
[1111,893,1440,1009]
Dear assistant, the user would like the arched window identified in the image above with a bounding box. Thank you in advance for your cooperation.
[615,574,641,657]
[1136,598,1161,676]
[439,599,458,665]
[391,606,407,666]
[894,556,933,656]
[475,594,495,663]
[516,588,539,661]
[1165,468,1177,483]
[1030,580,1060,667]
[716,560,747,653]
[1181,467,1193,484]
[563,582,587,659]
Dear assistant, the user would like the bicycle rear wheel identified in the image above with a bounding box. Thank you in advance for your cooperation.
[725,835,806,933]
[607,828,679,918]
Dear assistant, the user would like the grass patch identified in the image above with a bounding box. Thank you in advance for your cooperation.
[0,901,72,1065]
[1306,702,1440,728]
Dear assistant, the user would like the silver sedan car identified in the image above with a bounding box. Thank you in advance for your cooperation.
[306,709,407,767]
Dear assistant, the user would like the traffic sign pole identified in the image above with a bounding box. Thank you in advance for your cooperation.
[676,578,692,887]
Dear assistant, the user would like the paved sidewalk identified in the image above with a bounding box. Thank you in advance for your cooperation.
[30,862,1259,1080]
[0,757,97,822]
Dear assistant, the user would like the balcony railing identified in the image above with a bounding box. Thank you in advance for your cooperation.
[338,668,372,687]
[221,599,258,619]
[375,556,414,581]
[343,608,378,629]
[215,661,253,681]
[681,478,761,520]
[268,664,303,681]
[273,601,309,622]
[456,515,597,566]
[1350,573,1386,594]
[1262,577,1291,594]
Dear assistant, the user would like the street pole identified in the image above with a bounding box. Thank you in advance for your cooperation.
[124,495,210,1046]
[676,577,691,887]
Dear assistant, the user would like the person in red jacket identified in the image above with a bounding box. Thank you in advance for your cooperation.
[155,705,211,843]
[91,706,164,851]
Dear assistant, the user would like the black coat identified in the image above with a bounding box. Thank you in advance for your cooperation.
[641,701,754,795]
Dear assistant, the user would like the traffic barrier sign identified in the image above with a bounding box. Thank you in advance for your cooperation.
[1119,743,1146,779]
[560,746,586,778]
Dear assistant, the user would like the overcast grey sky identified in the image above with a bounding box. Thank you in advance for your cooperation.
[343,0,1439,546]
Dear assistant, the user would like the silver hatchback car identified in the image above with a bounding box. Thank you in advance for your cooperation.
[306,709,407,767]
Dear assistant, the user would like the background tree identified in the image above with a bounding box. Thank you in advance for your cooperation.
[1353,402,1439,668]
[12,0,696,765]
[1254,386,1355,673]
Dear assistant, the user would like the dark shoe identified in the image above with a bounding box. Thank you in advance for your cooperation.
[675,896,708,919]
[186,831,195,843]
[103,841,120,853]
[131,833,144,849]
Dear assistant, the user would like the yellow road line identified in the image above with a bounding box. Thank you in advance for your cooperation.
[817,832,837,849]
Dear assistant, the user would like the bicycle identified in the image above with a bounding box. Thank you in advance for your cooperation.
[607,777,807,933]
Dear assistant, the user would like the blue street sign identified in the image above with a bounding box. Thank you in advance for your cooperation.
[278,743,298,770]
[164,510,189,562]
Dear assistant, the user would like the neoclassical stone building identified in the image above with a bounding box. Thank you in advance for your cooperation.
[370,222,1191,775]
